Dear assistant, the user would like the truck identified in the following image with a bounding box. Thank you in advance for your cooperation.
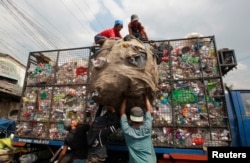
[12,35,250,162]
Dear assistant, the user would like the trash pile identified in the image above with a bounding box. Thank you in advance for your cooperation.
[89,35,159,110]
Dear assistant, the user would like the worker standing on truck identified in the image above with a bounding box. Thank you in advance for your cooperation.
[120,95,156,163]
[128,14,149,41]
[94,20,123,46]
[57,119,90,163]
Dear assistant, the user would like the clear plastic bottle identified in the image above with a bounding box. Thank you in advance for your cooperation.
[159,102,172,124]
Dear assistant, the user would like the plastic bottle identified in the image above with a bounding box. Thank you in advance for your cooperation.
[159,102,172,124]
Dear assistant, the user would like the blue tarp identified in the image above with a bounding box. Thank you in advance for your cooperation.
[0,118,16,137]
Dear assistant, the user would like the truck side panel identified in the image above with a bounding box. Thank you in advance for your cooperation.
[13,36,238,162]
[226,90,250,146]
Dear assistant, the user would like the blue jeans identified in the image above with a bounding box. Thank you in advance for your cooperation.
[94,35,106,42]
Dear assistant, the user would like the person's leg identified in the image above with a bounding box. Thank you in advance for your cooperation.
[132,32,147,41]
[94,35,106,46]
[132,32,140,38]
[138,34,147,41]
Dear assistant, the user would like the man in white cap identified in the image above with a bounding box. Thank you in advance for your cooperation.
[128,14,149,41]
[120,95,156,163]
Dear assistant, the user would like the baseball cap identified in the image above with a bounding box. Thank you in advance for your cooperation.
[131,14,139,22]
[130,107,144,122]
[114,20,123,26]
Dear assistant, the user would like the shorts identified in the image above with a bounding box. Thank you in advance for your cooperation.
[94,35,106,43]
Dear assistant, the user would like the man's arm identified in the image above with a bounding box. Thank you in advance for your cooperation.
[106,106,120,129]
[95,104,104,117]
[144,95,153,130]
[120,98,127,116]
[128,23,133,35]
[143,30,149,41]
[140,24,149,41]
[145,95,152,113]
[57,145,68,162]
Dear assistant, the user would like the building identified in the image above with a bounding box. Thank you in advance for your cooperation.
[0,53,26,120]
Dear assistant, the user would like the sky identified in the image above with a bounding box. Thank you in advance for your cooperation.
[0,0,249,89]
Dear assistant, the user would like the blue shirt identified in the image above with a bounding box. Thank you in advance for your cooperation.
[120,112,156,163]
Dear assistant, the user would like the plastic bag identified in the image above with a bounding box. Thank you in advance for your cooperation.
[172,89,197,104]
[19,153,38,163]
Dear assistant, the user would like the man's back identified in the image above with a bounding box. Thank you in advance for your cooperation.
[66,124,89,159]
[120,112,156,163]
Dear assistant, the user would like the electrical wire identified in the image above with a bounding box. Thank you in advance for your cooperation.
[0,0,48,49]
[7,0,58,49]
[23,0,73,48]
[83,0,105,30]
[72,0,99,32]
[0,39,26,63]
[0,12,32,51]
[0,27,30,51]
[60,0,94,37]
